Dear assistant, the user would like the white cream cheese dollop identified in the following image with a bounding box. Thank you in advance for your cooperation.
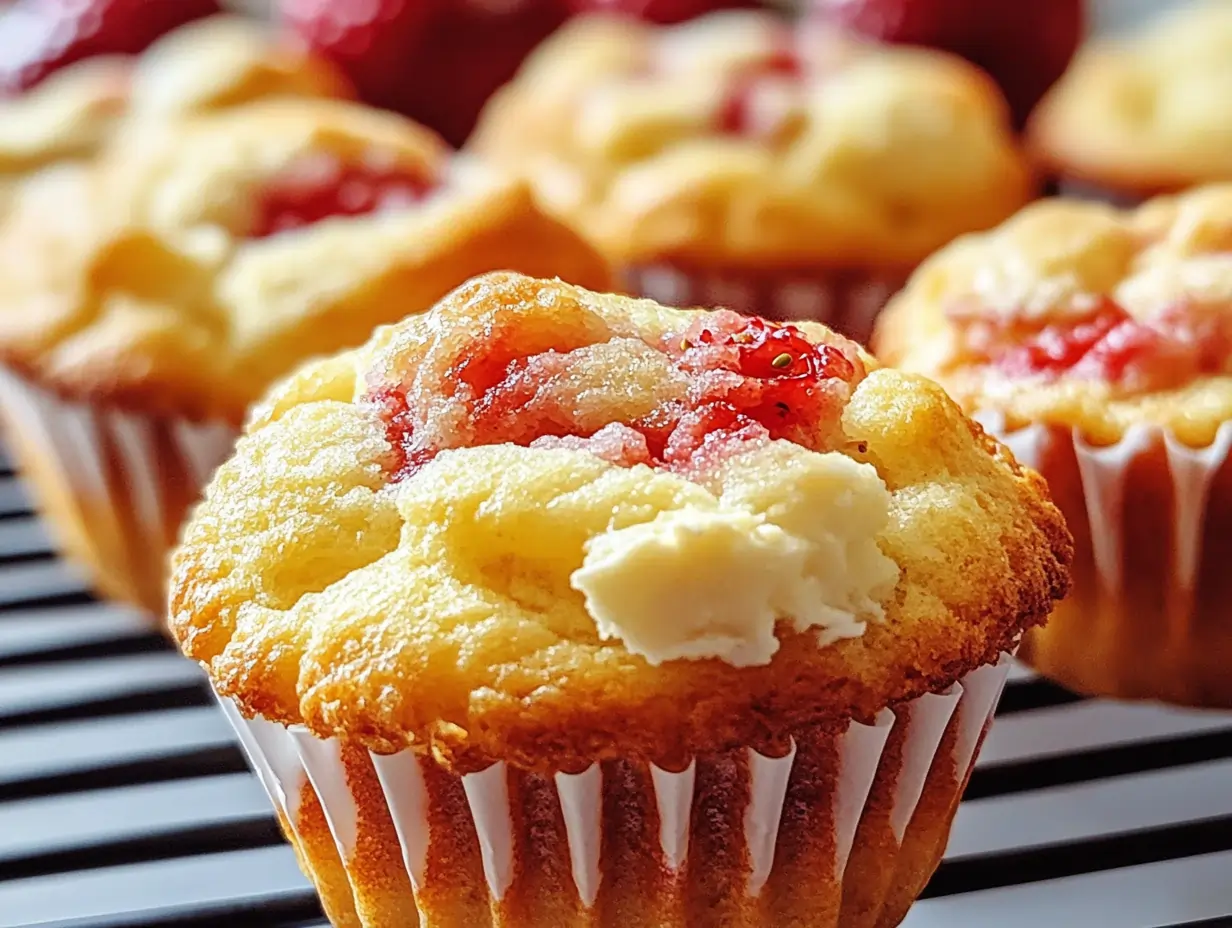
[571,445,900,667]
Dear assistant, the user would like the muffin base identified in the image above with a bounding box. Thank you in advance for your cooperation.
[0,367,237,617]
[620,265,908,346]
[981,411,1232,707]
[219,654,1012,928]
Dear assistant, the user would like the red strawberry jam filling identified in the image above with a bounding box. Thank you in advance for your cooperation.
[976,300,1232,392]
[250,153,435,238]
[371,310,863,483]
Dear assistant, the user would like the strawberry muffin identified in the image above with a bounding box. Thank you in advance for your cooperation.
[172,273,1070,927]
[1030,1,1232,203]
[876,185,1232,706]
[471,11,1034,342]
[0,15,349,212]
[0,101,608,617]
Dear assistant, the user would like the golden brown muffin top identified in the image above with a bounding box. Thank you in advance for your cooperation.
[875,185,1232,447]
[0,99,609,424]
[170,273,1071,773]
[1029,1,1232,196]
[470,12,1034,271]
[0,16,348,187]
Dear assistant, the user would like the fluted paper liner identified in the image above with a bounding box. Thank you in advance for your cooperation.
[978,410,1232,706]
[221,653,1012,928]
[0,366,237,617]
[621,265,907,346]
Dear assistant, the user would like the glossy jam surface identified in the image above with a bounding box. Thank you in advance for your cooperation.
[372,310,863,482]
[985,301,1232,392]
[250,154,434,238]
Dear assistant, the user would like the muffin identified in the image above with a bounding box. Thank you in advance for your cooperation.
[0,101,608,617]
[171,272,1071,927]
[470,11,1035,342]
[1029,1,1232,203]
[0,15,349,210]
[875,185,1232,707]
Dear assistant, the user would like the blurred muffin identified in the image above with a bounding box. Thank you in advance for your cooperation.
[172,272,1070,928]
[0,15,349,210]
[471,11,1034,342]
[0,101,608,616]
[1030,1,1232,202]
[875,185,1232,706]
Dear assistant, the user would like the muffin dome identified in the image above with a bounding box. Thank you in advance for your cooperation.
[875,185,1232,447]
[0,16,349,205]
[0,100,609,424]
[1029,1,1232,196]
[171,273,1071,773]
[472,11,1034,271]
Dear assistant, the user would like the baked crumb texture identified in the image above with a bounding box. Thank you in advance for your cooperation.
[1029,1,1232,198]
[0,98,609,423]
[470,12,1033,273]
[876,186,1232,705]
[0,16,349,208]
[172,273,1069,768]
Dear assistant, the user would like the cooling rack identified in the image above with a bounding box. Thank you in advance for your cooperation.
[0,455,1230,928]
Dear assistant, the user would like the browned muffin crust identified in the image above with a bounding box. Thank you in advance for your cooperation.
[170,274,1071,773]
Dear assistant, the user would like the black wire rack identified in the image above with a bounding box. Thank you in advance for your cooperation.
[0,452,1230,928]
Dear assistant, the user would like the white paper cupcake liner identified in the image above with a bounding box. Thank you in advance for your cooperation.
[0,366,238,616]
[220,652,1012,927]
[621,265,906,346]
[977,410,1232,704]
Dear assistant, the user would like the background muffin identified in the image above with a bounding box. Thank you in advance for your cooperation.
[0,15,349,212]
[471,11,1034,342]
[172,273,1070,927]
[0,101,608,616]
[875,184,1232,706]
[1029,0,1232,202]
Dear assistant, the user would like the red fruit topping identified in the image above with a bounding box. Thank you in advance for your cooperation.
[280,0,569,147]
[992,301,1231,392]
[660,401,770,467]
[278,0,434,116]
[0,0,221,94]
[673,312,859,443]
[809,0,1085,128]
[716,46,802,137]
[371,309,863,483]
[250,154,434,238]
[369,386,439,481]
[565,0,755,26]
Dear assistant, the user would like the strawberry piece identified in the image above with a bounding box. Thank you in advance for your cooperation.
[250,154,434,238]
[997,305,1125,377]
[993,301,1231,392]
[810,0,1085,128]
[279,0,568,147]
[674,312,858,445]
[565,0,756,26]
[0,0,221,94]
[278,0,434,117]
